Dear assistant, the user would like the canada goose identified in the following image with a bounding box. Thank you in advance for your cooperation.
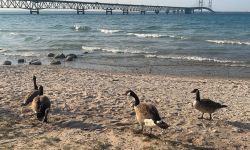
[21,76,39,106]
[31,85,51,123]
[191,89,227,120]
[125,90,169,133]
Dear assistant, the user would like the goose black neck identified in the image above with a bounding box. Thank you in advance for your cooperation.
[39,86,43,96]
[196,91,201,101]
[130,92,140,106]
[33,78,38,90]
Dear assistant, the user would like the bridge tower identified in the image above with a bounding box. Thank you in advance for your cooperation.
[198,0,204,12]
[208,0,213,9]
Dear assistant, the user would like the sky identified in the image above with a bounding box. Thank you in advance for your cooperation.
[79,0,250,12]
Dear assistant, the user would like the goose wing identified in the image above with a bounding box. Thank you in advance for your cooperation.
[201,99,224,109]
[147,104,161,121]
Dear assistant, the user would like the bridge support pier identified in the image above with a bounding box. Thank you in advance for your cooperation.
[106,8,112,15]
[165,10,169,14]
[155,10,159,15]
[185,8,193,14]
[140,10,146,15]
[123,9,128,15]
[30,9,39,14]
[77,8,85,14]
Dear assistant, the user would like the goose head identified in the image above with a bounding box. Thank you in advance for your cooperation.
[191,89,199,93]
[125,90,140,107]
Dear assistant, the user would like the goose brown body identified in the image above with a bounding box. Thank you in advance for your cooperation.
[126,90,169,133]
[191,89,227,120]
[31,86,51,123]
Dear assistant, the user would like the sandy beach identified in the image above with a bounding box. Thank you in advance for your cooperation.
[0,65,249,149]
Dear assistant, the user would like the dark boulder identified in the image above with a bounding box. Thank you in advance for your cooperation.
[50,60,61,65]
[55,53,66,59]
[65,56,74,61]
[3,60,11,65]
[29,59,42,65]
[66,54,77,59]
[18,59,25,63]
[48,53,55,57]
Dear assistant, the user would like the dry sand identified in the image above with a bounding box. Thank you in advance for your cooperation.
[0,65,249,150]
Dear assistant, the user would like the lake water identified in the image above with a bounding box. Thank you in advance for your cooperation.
[0,11,250,78]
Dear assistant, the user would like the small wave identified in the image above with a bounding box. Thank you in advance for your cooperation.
[145,26,161,30]
[81,46,102,52]
[127,33,187,39]
[72,25,91,32]
[82,46,156,54]
[50,25,64,29]
[127,33,164,38]
[207,40,250,45]
[0,48,8,53]
[100,29,121,34]
[9,32,18,36]
[145,54,244,64]
[24,36,41,42]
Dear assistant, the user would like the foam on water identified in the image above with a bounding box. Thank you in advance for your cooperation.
[100,29,122,34]
[207,40,250,45]
[145,54,244,64]
[82,46,156,54]
[72,25,91,32]
[127,33,163,38]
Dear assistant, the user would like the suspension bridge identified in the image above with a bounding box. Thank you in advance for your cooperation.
[0,0,214,14]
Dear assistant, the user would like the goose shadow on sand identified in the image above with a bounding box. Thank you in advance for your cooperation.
[55,120,103,131]
[226,121,250,130]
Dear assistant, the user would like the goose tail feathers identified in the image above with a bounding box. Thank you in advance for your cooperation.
[156,120,169,129]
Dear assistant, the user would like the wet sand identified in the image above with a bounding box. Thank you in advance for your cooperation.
[0,65,249,149]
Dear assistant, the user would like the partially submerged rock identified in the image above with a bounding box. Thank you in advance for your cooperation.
[48,53,55,57]
[55,53,66,59]
[18,59,25,63]
[65,56,74,61]
[50,60,61,65]
[3,60,11,65]
[29,59,42,65]
[66,54,77,59]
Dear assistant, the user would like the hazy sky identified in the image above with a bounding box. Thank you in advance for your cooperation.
[80,0,250,12]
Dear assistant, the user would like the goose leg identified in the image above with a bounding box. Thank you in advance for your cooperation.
[209,114,212,120]
[140,124,144,133]
[150,128,152,134]
[198,113,204,119]
[43,108,50,123]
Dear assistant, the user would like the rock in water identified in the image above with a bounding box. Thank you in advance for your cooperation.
[18,59,25,63]
[55,53,66,59]
[66,54,77,59]
[3,61,11,65]
[29,59,42,65]
[50,60,61,65]
[48,53,55,57]
[65,56,74,61]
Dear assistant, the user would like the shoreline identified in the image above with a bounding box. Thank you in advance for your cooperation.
[0,65,249,149]
[1,55,250,80]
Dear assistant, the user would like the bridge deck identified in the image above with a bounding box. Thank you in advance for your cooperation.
[0,0,214,14]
